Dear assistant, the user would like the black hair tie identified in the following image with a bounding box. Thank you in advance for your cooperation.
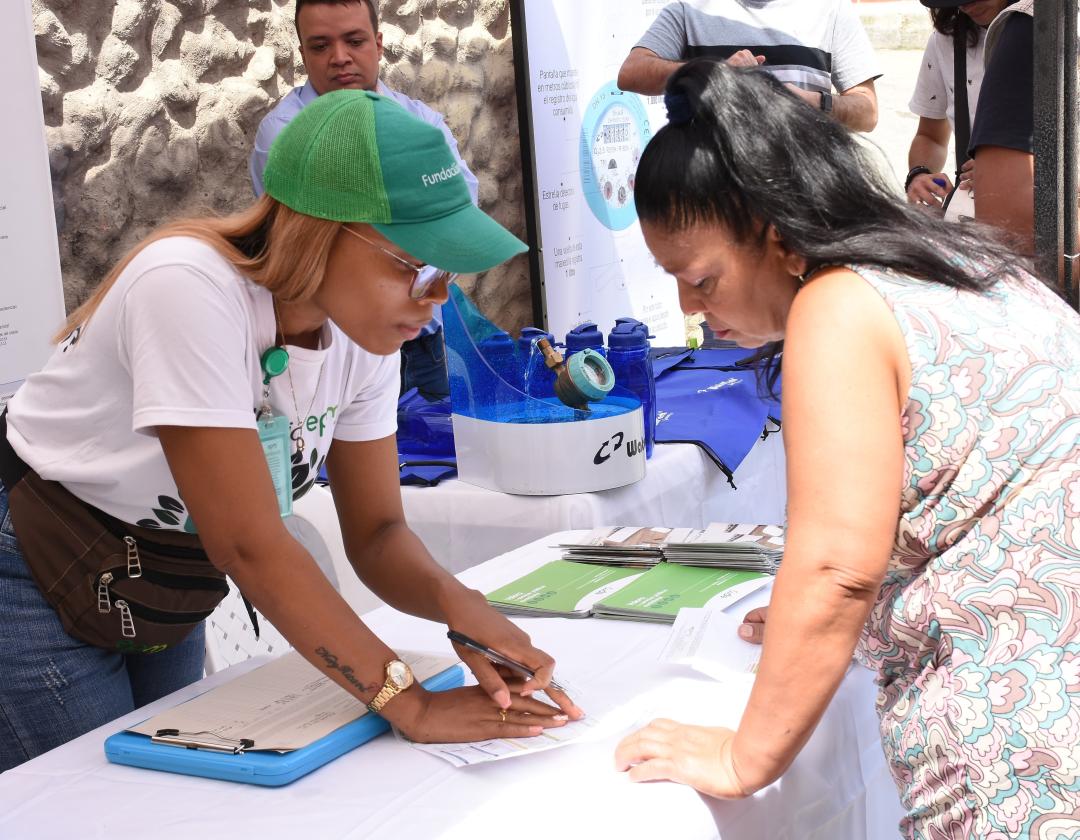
[664,90,694,125]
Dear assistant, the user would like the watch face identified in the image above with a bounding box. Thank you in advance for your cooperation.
[387,660,413,689]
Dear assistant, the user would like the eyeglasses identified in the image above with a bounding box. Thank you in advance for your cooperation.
[342,226,456,300]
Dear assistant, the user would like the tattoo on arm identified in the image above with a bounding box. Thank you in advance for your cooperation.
[315,646,378,695]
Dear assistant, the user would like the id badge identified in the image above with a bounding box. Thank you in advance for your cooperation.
[258,412,293,518]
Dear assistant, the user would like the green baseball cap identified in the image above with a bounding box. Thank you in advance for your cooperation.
[263,89,527,274]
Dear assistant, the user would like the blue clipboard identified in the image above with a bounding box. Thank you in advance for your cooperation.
[104,663,465,786]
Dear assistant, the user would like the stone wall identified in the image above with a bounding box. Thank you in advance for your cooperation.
[34,0,533,332]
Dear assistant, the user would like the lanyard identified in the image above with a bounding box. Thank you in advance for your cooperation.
[258,346,290,419]
[257,346,293,518]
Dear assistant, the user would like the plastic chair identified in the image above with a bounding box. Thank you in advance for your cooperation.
[203,580,291,675]
[204,485,381,674]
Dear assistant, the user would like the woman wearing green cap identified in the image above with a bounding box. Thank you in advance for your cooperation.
[0,89,580,771]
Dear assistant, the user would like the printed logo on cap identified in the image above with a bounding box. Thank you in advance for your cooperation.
[421,162,462,188]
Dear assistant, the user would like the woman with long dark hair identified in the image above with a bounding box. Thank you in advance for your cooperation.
[614,60,1080,838]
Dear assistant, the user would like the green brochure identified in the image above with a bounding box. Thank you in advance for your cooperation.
[486,561,646,618]
[592,563,770,623]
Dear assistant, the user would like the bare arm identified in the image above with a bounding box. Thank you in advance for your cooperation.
[906,116,953,205]
[616,268,906,795]
[730,268,905,789]
[325,434,468,621]
[617,47,684,95]
[833,79,878,131]
[158,426,574,741]
[326,434,582,718]
[973,145,1035,255]
[158,427,397,705]
[785,79,878,132]
[908,116,951,174]
[619,47,765,96]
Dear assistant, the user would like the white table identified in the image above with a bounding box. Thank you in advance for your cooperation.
[0,531,903,840]
[205,438,786,656]
[403,437,787,575]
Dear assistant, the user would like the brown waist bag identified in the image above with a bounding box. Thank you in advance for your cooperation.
[0,412,229,653]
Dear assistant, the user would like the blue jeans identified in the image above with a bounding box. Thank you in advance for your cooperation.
[400,326,449,401]
[0,482,205,772]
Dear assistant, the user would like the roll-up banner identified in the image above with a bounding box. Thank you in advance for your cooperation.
[511,0,684,346]
[0,0,66,406]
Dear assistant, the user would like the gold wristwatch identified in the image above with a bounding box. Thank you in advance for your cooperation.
[366,659,415,714]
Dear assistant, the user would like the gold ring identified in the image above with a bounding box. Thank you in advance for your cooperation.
[499,709,507,723]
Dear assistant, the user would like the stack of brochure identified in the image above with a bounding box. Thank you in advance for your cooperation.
[485,560,645,618]
[662,523,784,573]
[558,526,671,567]
[592,563,770,623]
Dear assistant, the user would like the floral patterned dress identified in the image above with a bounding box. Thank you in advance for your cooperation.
[853,266,1080,839]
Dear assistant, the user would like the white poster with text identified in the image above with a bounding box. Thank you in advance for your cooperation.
[518,0,683,346]
[0,0,65,406]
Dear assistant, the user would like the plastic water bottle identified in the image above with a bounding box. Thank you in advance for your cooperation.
[606,319,656,458]
[477,330,520,398]
[518,327,556,398]
[564,321,606,360]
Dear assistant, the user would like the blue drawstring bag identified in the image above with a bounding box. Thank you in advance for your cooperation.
[396,388,457,486]
[651,347,780,487]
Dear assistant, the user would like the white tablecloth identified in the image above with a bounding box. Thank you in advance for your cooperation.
[403,437,787,575]
[208,437,786,661]
[0,531,903,840]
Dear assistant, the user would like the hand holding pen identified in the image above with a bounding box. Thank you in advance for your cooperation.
[449,630,568,691]
[906,170,953,207]
[447,628,584,720]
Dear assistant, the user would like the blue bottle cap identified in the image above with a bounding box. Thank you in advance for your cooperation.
[607,321,649,349]
[479,331,515,352]
[518,327,554,353]
[565,321,604,352]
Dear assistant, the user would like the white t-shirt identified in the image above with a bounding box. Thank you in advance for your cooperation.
[636,0,881,94]
[908,29,986,133]
[6,237,399,530]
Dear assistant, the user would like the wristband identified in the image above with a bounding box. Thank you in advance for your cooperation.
[905,166,932,193]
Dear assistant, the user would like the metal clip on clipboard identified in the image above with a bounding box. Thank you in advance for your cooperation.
[152,728,256,754]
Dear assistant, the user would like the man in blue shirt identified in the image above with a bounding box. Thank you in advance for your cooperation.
[251,0,479,400]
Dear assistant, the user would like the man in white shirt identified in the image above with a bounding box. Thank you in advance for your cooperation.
[904,0,1006,208]
[250,0,479,400]
[617,0,881,132]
